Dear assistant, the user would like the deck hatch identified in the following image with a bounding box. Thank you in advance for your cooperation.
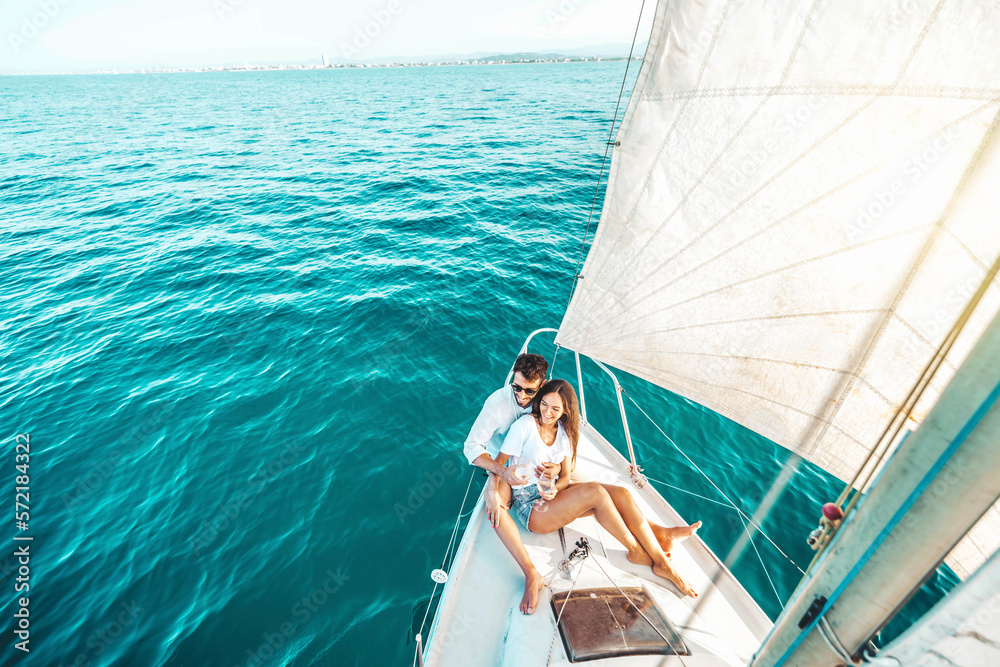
[550,587,689,662]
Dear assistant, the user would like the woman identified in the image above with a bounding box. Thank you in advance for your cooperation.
[497,379,698,611]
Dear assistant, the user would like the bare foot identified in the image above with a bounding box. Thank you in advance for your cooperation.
[520,568,545,614]
[652,521,701,557]
[626,547,653,566]
[652,560,698,598]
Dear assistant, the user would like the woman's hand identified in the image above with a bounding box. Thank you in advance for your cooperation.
[535,462,559,480]
[536,463,559,501]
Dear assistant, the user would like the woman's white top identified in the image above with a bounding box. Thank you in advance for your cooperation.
[500,415,572,489]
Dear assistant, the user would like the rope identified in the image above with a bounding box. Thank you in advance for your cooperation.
[622,390,743,509]
[819,618,854,663]
[817,621,852,663]
[546,544,589,666]
[412,469,478,667]
[623,390,806,575]
[442,470,479,571]
[839,247,1000,511]
[837,103,1000,513]
[563,0,649,316]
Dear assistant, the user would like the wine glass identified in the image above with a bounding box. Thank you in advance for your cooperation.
[514,463,532,485]
[536,470,556,498]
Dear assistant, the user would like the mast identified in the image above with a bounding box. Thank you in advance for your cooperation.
[750,308,1000,666]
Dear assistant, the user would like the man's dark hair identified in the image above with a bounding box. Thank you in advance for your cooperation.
[512,353,548,383]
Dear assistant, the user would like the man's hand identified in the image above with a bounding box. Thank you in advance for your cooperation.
[500,465,529,488]
[485,486,504,527]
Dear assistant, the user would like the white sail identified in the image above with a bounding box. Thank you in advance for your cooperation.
[557,0,1000,578]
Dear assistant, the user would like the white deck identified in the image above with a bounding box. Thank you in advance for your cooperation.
[424,422,772,666]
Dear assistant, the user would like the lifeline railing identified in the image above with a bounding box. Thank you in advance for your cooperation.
[506,327,647,488]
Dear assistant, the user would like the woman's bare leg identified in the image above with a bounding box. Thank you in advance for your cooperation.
[600,484,701,557]
[488,476,545,614]
[572,483,698,597]
[591,485,696,597]
[650,521,701,556]
[529,482,697,597]
[527,482,651,566]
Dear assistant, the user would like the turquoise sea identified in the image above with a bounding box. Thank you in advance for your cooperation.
[0,63,956,666]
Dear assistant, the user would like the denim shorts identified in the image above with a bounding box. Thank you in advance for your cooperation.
[511,485,545,532]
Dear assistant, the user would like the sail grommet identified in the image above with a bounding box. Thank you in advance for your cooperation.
[431,569,448,584]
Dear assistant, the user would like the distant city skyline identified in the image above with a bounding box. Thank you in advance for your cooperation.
[0,0,653,75]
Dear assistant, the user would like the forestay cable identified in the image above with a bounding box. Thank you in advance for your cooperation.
[563,0,649,315]
[623,388,806,575]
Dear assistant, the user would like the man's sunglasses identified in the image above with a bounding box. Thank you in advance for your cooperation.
[510,382,538,397]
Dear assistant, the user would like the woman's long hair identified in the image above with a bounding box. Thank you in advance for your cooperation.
[530,379,580,466]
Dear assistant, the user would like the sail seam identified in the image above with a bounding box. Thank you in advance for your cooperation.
[605,96,884,327]
[612,225,933,341]
[792,0,950,461]
[640,86,1000,101]
[584,0,823,310]
[609,355,871,451]
[575,0,744,309]
[578,97,995,344]
[892,315,959,374]
[576,0,958,340]
[940,226,1000,292]
[893,0,948,84]
[601,349,898,407]
[822,103,1000,474]
[608,308,889,333]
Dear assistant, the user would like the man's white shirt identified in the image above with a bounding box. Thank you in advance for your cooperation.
[463,385,532,465]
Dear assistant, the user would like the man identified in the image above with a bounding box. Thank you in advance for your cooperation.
[463,352,548,614]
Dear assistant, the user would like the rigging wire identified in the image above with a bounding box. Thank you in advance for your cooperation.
[737,509,784,610]
[622,388,806,575]
[643,476,737,509]
[646,472,803,589]
[562,0,649,317]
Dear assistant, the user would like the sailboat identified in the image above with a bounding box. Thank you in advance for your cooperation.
[414,0,1000,664]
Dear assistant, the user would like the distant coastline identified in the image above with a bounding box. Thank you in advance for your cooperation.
[3,54,642,77]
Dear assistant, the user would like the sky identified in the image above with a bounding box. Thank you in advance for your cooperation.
[0,0,653,74]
